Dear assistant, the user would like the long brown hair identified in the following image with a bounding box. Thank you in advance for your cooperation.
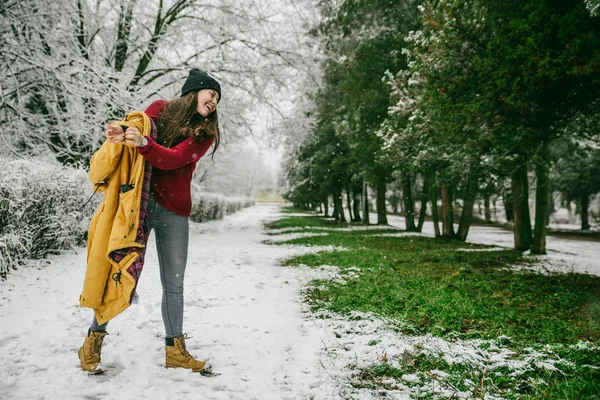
[156,91,220,157]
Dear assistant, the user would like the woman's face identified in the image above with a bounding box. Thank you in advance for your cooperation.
[196,89,219,117]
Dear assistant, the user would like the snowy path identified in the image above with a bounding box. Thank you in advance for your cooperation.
[0,205,335,400]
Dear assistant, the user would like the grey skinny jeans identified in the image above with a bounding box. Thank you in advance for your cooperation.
[90,195,189,339]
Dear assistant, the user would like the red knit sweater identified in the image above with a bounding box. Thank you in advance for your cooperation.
[138,100,215,217]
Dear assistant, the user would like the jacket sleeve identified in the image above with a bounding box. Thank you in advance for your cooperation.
[88,140,123,188]
[137,136,215,170]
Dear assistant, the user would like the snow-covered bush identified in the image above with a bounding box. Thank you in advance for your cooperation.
[190,192,255,223]
[0,156,100,278]
[225,197,256,214]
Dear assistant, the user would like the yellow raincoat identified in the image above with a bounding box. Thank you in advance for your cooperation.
[80,111,152,325]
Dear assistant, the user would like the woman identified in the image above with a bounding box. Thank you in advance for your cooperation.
[79,69,221,375]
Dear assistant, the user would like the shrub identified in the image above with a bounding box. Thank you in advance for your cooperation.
[0,156,100,278]
[190,191,255,223]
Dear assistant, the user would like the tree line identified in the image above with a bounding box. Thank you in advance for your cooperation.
[283,0,600,254]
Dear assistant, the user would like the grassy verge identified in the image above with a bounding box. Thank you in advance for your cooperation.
[280,206,316,215]
[268,215,600,399]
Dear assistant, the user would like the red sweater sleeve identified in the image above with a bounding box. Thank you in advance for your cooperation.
[139,135,214,170]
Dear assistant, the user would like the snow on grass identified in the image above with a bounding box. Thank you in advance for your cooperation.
[281,213,319,217]
[508,255,595,276]
[290,264,362,287]
[293,264,347,285]
[310,225,403,232]
[455,247,505,252]
[282,305,586,400]
[263,232,330,243]
[371,232,426,238]
[266,225,403,236]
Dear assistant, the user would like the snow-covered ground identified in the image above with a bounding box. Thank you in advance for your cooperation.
[1,205,598,400]
[0,205,335,400]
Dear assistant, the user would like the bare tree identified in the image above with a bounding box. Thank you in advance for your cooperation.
[1,0,319,164]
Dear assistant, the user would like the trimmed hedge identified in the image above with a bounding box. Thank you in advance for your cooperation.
[0,156,100,279]
[190,191,255,223]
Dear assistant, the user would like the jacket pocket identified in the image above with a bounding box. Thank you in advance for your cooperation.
[115,188,138,240]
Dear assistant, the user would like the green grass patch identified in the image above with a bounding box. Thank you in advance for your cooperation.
[267,214,600,399]
[269,215,363,229]
[280,206,312,214]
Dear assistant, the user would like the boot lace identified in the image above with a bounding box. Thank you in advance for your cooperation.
[90,333,105,358]
[178,334,193,359]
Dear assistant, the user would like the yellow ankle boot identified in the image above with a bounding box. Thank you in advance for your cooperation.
[165,335,211,373]
[78,330,106,374]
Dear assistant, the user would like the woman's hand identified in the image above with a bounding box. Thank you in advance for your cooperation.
[124,127,144,147]
[106,124,125,143]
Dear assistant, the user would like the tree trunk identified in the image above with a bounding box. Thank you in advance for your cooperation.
[353,187,362,222]
[76,0,89,60]
[346,187,353,222]
[430,171,441,237]
[399,191,405,214]
[548,191,555,226]
[484,195,491,222]
[457,163,479,241]
[333,192,339,220]
[376,179,388,225]
[533,143,550,254]
[493,198,497,219]
[115,0,136,72]
[323,198,329,217]
[362,177,370,225]
[581,194,590,231]
[336,189,346,222]
[417,173,430,232]
[512,160,532,251]
[503,190,514,222]
[441,183,455,238]
[402,173,417,231]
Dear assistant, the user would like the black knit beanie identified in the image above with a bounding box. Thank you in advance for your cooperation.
[180,68,222,102]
